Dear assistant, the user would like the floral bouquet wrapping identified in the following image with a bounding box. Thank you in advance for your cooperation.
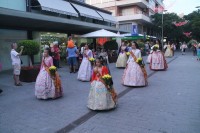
[49,66,57,77]
[136,58,145,68]
[89,57,95,66]
[101,74,113,89]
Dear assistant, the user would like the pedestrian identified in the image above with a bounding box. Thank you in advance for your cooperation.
[170,42,175,56]
[66,36,79,73]
[87,58,117,110]
[52,41,60,68]
[180,42,187,55]
[35,48,63,100]
[0,62,3,94]
[150,40,168,71]
[10,43,24,86]
[122,42,148,87]
[192,43,197,56]
[116,42,128,68]
[144,41,150,55]
[164,42,173,57]
[197,43,200,61]
[77,44,93,81]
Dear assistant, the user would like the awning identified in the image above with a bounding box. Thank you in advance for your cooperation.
[96,11,117,23]
[71,3,103,20]
[37,0,78,17]
[81,29,122,38]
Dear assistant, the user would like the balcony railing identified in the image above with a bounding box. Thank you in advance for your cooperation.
[118,11,149,17]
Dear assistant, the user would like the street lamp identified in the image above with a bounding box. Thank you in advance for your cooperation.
[161,10,167,50]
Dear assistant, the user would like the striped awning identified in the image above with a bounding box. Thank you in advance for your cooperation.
[71,3,103,20]
[96,11,117,23]
[37,0,78,17]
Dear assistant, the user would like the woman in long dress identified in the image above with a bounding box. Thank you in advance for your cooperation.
[77,44,93,81]
[35,48,63,99]
[122,42,148,87]
[87,58,117,110]
[116,43,127,68]
[164,43,173,57]
[150,41,168,71]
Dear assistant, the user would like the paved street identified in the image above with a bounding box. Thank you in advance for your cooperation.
[0,52,200,133]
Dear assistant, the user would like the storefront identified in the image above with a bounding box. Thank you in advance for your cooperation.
[0,0,128,71]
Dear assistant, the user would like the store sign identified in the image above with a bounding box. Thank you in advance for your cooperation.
[131,25,138,36]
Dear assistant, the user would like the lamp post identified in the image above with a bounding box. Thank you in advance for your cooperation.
[161,10,167,50]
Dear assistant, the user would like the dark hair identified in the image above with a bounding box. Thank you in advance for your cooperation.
[68,36,72,40]
[133,41,140,49]
[96,57,107,66]
[44,48,51,56]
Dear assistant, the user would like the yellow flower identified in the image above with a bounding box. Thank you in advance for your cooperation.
[102,74,112,79]
[89,58,95,61]
[154,44,159,48]
[126,52,130,56]
[49,66,57,70]
[138,58,143,61]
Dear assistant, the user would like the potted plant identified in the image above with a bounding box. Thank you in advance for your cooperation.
[17,40,40,82]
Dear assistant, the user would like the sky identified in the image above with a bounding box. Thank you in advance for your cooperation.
[163,0,200,15]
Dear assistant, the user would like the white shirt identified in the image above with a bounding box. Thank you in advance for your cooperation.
[81,47,84,54]
[10,49,20,65]
[127,49,141,63]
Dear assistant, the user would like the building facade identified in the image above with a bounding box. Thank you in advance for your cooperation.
[86,0,164,36]
[0,0,126,71]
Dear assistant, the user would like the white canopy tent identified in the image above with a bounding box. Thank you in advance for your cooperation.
[80,29,122,38]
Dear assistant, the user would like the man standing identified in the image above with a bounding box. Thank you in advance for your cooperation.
[52,41,60,68]
[144,41,150,55]
[10,43,24,86]
[66,37,78,73]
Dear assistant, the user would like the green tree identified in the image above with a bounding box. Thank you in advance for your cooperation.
[151,13,186,41]
[17,40,40,66]
[184,11,200,41]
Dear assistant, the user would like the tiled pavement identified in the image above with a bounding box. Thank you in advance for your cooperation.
[0,52,200,133]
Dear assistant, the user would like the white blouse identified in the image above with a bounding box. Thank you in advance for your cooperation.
[127,49,141,63]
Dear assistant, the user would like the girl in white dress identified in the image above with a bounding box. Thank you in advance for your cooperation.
[87,58,117,110]
[122,42,148,87]
[77,44,93,81]
[116,43,127,68]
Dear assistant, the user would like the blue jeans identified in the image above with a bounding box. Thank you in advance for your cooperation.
[68,57,77,66]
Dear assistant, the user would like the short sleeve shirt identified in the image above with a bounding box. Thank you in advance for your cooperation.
[67,47,77,58]
[11,49,20,65]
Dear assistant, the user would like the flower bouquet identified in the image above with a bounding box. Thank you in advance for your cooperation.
[49,66,57,77]
[153,45,159,51]
[101,74,113,89]
[126,52,130,57]
[89,57,95,66]
[136,58,145,67]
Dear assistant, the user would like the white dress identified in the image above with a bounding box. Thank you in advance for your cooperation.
[116,46,127,68]
[87,66,117,110]
[122,49,146,86]
[164,45,173,57]
[77,50,93,81]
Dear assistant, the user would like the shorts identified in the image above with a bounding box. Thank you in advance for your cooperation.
[68,57,77,66]
[13,64,21,75]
